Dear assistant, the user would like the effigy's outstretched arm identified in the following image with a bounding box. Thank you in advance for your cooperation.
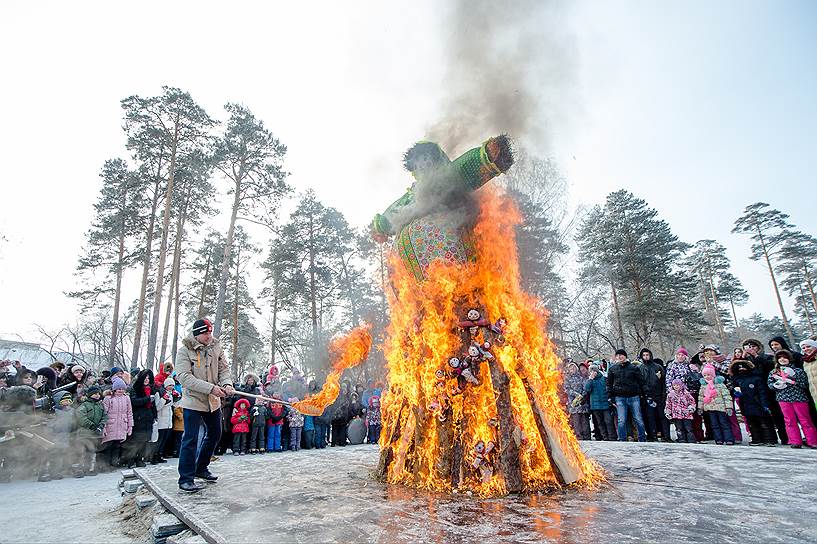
[450,135,513,191]
[371,188,413,239]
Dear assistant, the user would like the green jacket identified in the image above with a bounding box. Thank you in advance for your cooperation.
[75,399,107,431]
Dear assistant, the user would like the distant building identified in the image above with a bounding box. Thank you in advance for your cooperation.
[0,339,101,372]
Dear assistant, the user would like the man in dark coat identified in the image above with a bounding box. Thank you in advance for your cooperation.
[606,349,647,442]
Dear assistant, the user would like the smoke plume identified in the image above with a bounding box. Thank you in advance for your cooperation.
[426,0,578,154]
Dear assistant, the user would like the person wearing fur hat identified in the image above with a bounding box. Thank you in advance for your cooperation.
[801,339,817,410]
[697,364,735,445]
[175,318,234,492]
[729,359,777,446]
[125,369,157,468]
[230,398,251,454]
[584,363,616,441]
[767,351,817,448]
[74,385,107,475]
[101,377,132,469]
[665,379,697,443]
[57,364,87,400]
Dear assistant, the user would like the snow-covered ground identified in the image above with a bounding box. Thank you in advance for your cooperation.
[1,469,131,544]
[4,442,816,543]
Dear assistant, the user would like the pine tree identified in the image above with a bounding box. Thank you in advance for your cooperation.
[122,87,215,369]
[732,203,796,347]
[69,158,140,366]
[576,190,704,351]
[776,231,817,334]
[211,103,289,337]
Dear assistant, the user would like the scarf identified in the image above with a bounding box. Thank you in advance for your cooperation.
[804,351,817,363]
[703,377,717,404]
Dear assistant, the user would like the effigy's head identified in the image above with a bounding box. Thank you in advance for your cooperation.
[403,141,451,177]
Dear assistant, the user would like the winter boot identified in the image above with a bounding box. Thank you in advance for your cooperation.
[87,453,98,476]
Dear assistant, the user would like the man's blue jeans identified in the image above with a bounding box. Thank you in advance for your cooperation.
[178,407,222,485]
[615,396,646,442]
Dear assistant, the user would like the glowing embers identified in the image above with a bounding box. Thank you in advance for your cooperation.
[375,189,603,496]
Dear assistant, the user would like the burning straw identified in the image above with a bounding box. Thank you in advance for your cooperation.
[291,325,373,416]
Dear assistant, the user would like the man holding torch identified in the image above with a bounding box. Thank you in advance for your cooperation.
[175,319,234,493]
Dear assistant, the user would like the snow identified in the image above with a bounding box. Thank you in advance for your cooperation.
[136,442,817,543]
[3,442,815,543]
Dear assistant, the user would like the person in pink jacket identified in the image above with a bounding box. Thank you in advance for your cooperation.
[101,377,133,469]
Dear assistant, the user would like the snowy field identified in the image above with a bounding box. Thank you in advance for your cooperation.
[3,442,816,543]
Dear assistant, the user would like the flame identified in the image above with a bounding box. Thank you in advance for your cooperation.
[292,325,373,416]
[377,187,603,496]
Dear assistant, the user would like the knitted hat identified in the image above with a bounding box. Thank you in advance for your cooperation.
[112,377,127,391]
[676,347,689,357]
[671,379,684,388]
[702,364,716,379]
[163,378,175,388]
[799,339,817,350]
[86,385,102,397]
[193,319,213,336]
[703,344,720,354]
[110,367,122,376]
[614,349,628,357]
[589,363,600,372]
[52,391,71,405]
[71,364,86,374]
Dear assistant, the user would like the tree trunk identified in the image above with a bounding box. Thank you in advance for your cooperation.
[803,263,817,321]
[308,213,319,350]
[232,245,241,378]
[706,258,726,343]
[799,281,816,335]
[197,248,212,319]
[213,173,243,337]
[145,124,180,370]
[108,177,129,366]
[758,228,796,347]
[130,170,162,367]
[160,214,184,364]
[610,278,625,350]
[729,296,739,329]
[269,288,279,367]
[172,246,182,365]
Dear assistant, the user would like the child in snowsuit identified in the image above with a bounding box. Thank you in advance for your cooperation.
[730,359,777,446]
[74,385,107,475]
[101,377,132,469]
[249,402,268,453]
[287,398,305,451]
[768,350,817,448]
[230,398,251,455]
[366,396,382,444]
[665,379,696,443]
[697,364,734,445]
[266,396,286,452]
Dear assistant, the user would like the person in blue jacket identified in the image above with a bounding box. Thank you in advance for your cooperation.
[585,363,616,441]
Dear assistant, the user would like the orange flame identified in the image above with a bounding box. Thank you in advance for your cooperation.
[377,187,603,496]
[292,325,373,416]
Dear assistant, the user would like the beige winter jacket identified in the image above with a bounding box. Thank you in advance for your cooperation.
[175,334,233,412]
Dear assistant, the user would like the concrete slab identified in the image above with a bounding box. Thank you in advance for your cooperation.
[135,443,817,543]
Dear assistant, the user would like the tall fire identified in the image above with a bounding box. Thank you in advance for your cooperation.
[298,135,602,497]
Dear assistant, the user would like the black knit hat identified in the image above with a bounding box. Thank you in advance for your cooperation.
[615,349,628,357]
[193,319,213,336]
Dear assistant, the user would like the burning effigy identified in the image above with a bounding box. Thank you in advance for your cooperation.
[297,135,601,497]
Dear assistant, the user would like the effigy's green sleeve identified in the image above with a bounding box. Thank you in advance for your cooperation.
[451,135,513,191]
[370,188,414,236]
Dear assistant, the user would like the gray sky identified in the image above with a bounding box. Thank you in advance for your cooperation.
[1,1,815,341]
